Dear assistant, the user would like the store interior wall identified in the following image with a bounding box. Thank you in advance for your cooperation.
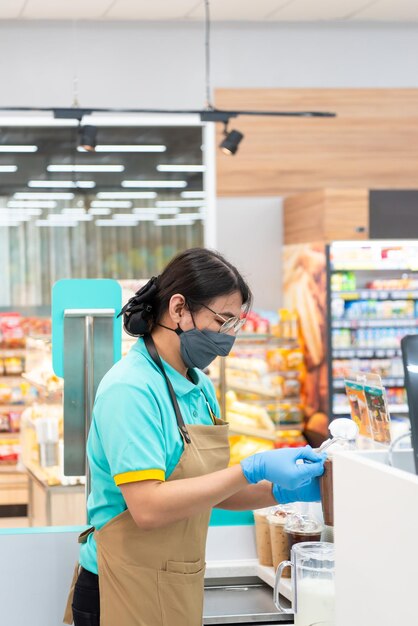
[0,21,417,109]
[215,197,283,312]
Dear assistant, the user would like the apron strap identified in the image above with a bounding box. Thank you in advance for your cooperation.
[144,334,191,444]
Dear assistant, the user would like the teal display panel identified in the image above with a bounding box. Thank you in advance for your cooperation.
[52,279,122,377]
[210,509,255,526]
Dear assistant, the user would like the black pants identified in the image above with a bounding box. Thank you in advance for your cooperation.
[72,567,100,626]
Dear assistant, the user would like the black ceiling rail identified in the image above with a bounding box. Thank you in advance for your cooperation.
[0,106,336,122]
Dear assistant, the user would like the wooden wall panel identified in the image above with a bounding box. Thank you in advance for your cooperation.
[284,191,325,243]
[284,188,369,244]
[323,189,369,242]
[215,89,418,196]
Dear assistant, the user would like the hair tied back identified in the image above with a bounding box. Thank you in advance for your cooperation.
[117,276,160,337]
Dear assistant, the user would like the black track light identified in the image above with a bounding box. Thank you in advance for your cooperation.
[79,125,97,152]
[219,124,244,156]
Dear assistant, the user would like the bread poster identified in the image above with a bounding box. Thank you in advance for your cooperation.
[283,243,329,436]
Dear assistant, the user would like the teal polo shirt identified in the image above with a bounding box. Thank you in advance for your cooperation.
[79,337,220,574]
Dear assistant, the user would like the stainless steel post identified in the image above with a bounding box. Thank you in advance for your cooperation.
[63,308,115,510]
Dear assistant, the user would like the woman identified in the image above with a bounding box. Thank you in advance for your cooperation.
[64,248,325,626]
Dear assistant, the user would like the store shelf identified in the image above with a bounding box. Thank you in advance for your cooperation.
[21,373,62,395]
[229,423,303,440]
[333,404,409,415]
[228,426,277,440]
[331,289,418,301]
[332,348,402,359]
[0,404,27,411]
[332,319,418,329]
[227,384,281,399]
[0,349,26,358]
[0,375,26,383]
[0,431,20,439]
[234,334,298,347]
[333,377,404,390]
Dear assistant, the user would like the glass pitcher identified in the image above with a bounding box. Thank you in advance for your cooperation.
[274,542,335,626]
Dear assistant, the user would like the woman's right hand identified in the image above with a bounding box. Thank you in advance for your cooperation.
[240,446,326,491]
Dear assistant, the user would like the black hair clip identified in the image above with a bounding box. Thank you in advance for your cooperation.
[117,276,159,336]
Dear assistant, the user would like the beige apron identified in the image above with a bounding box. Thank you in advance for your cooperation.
[64,417,230,626]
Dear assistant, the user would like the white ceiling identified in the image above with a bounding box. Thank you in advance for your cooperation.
[1,0,416,22]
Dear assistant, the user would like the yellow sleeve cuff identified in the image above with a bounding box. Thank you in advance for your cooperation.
[114,469,166,486]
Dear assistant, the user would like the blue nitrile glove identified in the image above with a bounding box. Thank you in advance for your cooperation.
[272,477,321,504]
[240,446,326,491]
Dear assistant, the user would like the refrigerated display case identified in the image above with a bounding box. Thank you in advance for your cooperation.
[283,240,417,428]
[328,241,418,418]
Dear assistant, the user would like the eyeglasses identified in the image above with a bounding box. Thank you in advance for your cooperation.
[200,302,247,334]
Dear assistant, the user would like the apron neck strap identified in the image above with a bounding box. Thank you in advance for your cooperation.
[143,334,191,445]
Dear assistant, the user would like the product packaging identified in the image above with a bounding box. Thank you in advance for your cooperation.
[344,372,391,444]
[344,379,373,437]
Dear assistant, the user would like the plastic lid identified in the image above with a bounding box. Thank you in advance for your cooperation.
[267,504,296,524]
[284,513,324,535]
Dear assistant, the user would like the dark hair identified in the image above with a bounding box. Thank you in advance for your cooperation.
[120,248,252,336]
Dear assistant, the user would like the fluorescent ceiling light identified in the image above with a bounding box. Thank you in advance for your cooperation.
[0,211,32,220]
[96,219,139,227]
[157,165,205,173]
[0,208,42,217]
[14,193,75,200]
[156,200,205,208]
[8,200,56,209]
[0,145,38,153]
[0,116,78,127]
[155,219,195,226]
[97,192,157,199]
[88,208,111,216]
[135,215,156,222]
[36,219,77,227]
[91,200,132,209]
[0,220,20,226]
[47,164,124,173]
[122,180,187,188]
[28,180,96,189]
[0,165,17,173]
[78,145,166,153]
[132,207,179,216]
[181,191,206,198]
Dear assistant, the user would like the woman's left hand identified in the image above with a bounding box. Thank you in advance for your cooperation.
[272,477,321,504]
[240,445,326,491]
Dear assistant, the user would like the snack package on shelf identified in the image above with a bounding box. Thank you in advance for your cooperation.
[226,391,275,432]
[344,372,391,444]
[0,438,20,464]
[229,435,274,466]
[242,312,271,335]
[0,313,26,349]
